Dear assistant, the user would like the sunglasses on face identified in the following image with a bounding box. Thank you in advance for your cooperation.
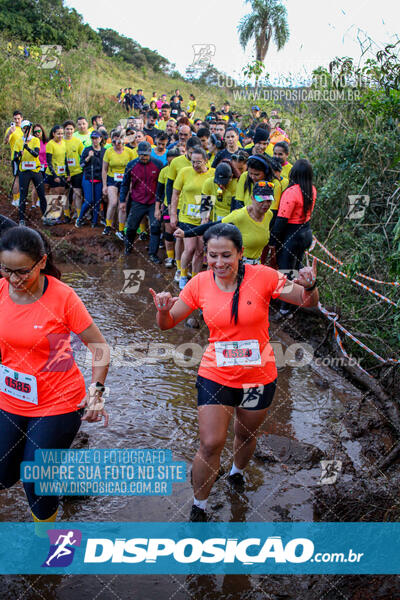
[231,154,247,162]
[33,129,41,134]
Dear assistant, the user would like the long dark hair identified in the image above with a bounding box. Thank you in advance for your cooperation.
[49,125,63,140]
[203,223,244,325]
[33,123,48,143]
[244,155,274,195]
[0,226,61,279]
[288,159,314,216]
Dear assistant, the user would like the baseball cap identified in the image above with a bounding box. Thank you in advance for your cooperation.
[21,120,32,129]
[90,130,101,138]
[253,180,274,202]
[137,141,152,155]
[251,105,260,111]
[214,163,232,186]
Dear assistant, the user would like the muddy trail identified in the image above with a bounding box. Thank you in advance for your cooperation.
[0,195,399,598]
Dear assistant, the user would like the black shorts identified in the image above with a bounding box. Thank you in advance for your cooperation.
[70,173,83,189]
[179,221,200,235]
[46,175,66,189]
[196,375,276,410]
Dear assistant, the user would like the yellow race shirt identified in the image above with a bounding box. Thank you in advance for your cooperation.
[266,143,274,156]
[64,137,84,176]
[158,165,169,207]
[168,154,192,210]
[202,177,237,221]
[235,171,252,207]
[222,207,272,259]
[187,100,197,115]
[174,166,215,225]
[14,137,41,172]
[271,176,289,211]
[6,126,23,157]
[45,139,67,176]
[157,119,168,131]
[104,147,135,182]
[281,162,292,180]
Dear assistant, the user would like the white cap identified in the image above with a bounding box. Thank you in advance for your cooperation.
[21,120,32,129]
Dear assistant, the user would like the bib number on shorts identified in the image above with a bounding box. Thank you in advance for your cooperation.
[0,365,38,404]
[67,158,76,167]
[214,340,261,367]
[57,166,66,175]
[22,161,36,170]
[187,203,200,217]
[114,173,124,182]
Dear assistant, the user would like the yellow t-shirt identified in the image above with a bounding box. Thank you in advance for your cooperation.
[168,154,191,181]
[270,176,289,211]
[174,166,215,225]
[187,100,197,115]
[202,177,237,221]
[157,119,168,131]
[14,137,41,173]
[64,137,84,176]
[235,171,252,207]
[7,126,23,157]
[158,165,169,207]
[266,143,274,156]
[222,207,272,259]
[103,147,135,181]
[45,139,67,176]
[281,162,292,180]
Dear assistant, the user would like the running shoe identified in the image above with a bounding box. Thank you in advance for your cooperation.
[179,276,189,290]
[56,216,71,224]
[164,258,175,269]
[149,254,161,265]
[102,226,111,236]
[11,199,19,207]
[115,231,125,241]
[227,472,245,491]
[19,219,25,226]
[189,505,208,522]
[75,219,83,228]
[174,269,181,282]
[139,231,149,241]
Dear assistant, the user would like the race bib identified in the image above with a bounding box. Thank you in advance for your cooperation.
[114,172,124,182]
[0,365,38,404]
[214,340,261,367]
[21,161,36,170]
[187,203,200,217]
[67,158,76,167]
[57,165,66,175]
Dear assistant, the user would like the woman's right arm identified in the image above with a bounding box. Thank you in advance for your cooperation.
[149,289,194,329]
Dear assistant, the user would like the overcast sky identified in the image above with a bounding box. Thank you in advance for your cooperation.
[65,0,400,83]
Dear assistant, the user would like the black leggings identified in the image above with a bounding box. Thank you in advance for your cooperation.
[18,170,47,220]
[0,408,82,519]
[277,222,313,311]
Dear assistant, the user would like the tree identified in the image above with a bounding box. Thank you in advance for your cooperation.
[238,0,289,86]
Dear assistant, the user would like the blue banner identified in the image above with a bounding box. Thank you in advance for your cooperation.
[0,522,399,574]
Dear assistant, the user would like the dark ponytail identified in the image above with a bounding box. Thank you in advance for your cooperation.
[0,226,61,280]
[203,222,244,325]
[288,159,314,217]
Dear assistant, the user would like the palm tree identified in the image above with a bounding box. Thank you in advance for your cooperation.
[238,0,289,65]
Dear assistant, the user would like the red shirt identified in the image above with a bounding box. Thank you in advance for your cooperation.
[0,276,92,416]
[180,265,286,388]
[278,184,317,224]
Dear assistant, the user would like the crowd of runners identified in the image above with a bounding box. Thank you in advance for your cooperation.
[0,90,319,523]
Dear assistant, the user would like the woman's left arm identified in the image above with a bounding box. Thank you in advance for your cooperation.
[277,257,319,308]
[77,322,110,426]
